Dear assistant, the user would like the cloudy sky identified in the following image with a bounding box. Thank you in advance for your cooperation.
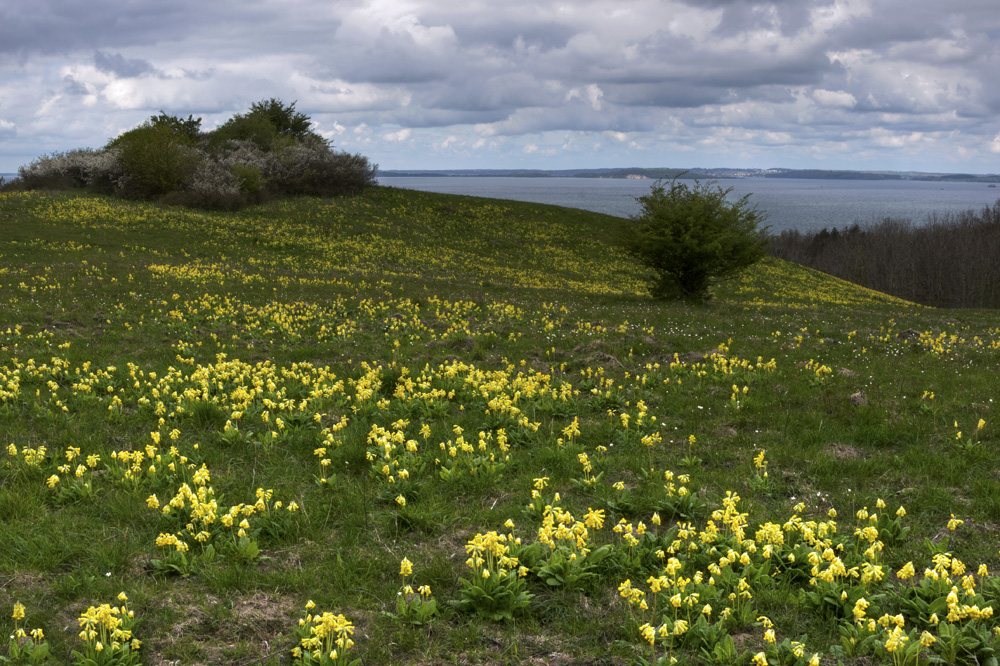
[3,0,1000,174]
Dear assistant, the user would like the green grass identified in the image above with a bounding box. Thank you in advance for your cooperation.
[2,187,1000,665]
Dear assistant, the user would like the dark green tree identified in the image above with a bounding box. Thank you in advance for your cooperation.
[624,177,769,302]
[208,98,323,150]
[147,111,202,143]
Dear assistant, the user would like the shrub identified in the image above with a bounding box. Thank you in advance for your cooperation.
[12,100,377,209]
[624,177,769,302]
[161,158,247,210]
[230,164,265,196]
[13,148,123,192]
[147,111,202,142]
[268,144,378,197]
[109,122,200,197]
[206,99,323,152]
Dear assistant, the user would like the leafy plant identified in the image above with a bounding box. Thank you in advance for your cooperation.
[71,595,141,666]
[624,176,768,302]
[108,122,200,197]
[393,558,439,626]
[3,603,52,665]
[450,530,533,621]
[291,604,361,666]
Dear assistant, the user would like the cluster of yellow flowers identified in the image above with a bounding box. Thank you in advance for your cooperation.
[291,602,357,663]
[77,594,141,656]
[465,529,525,580]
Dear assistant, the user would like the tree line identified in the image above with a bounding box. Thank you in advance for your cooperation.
[768,200,1000,309]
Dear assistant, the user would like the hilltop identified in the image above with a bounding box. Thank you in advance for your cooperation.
[1,187,999,665]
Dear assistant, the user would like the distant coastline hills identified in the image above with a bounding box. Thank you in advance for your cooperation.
[5,167,999,184]
[380,167,1000,183]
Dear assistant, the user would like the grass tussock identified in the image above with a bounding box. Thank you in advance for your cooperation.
[2,188,1000,665]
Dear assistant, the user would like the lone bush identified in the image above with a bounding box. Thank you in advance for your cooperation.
[625,177,768,302]
[109,122,200,197]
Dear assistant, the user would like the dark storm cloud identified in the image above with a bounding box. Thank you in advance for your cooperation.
[2,0,207,57]
[62,76,90,95]
[447,18,577,52]
[94,51,158,78]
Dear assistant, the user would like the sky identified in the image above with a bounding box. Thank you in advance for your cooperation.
[3,0,1000,174]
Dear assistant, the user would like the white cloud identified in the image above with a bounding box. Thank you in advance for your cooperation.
[812,89,857,108]
[1,0,999,173]
[383,128,413,142]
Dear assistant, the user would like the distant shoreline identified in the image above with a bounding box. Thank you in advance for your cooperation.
[379,167,1000,184]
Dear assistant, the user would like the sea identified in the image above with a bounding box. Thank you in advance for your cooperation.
[378,176,1000,234]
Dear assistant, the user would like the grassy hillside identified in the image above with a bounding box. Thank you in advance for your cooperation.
[2,188,999,666]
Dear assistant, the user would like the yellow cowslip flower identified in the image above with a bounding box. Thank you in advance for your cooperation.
[884,626,908,653]
[418,585,432,597]
[584,508,605,530]
[809,654,820,666]
[978,419,986,430]
[896,506,906,518]
[561,417,580,439]
[46,474,59,488]
[399,558,413,576]
[673,619,688,635]
[395,495,406,507]
[853,597,870,624]
[13,601,25,620]
[897,562,915,580]
[533,477,549,491]
[752,651,768,666]
[948,514,964,531]
[919,631,936,647]
[764,629,775,643]
[639,623,655,646]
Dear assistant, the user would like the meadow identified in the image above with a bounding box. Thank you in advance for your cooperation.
[2,187,999,666]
